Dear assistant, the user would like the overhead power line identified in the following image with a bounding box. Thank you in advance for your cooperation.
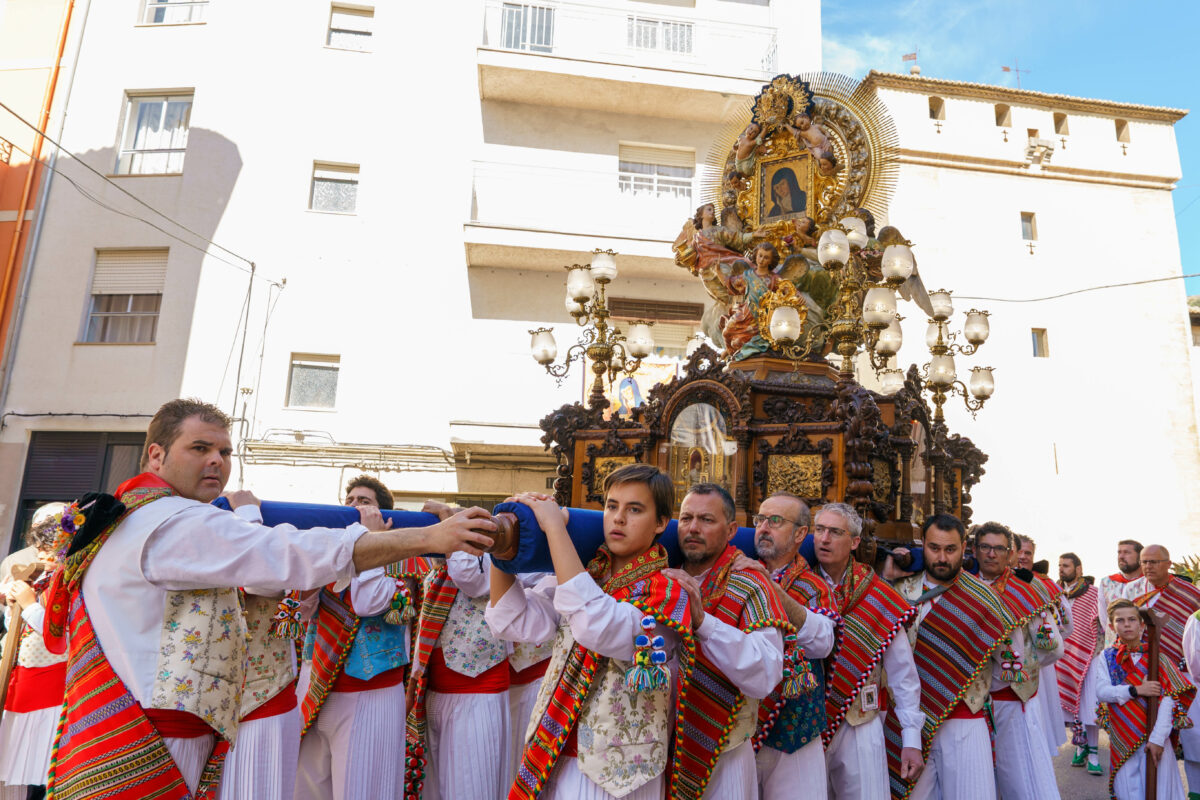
[958,271,1200,303]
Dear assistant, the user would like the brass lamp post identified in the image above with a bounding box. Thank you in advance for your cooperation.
[528,249,655,410]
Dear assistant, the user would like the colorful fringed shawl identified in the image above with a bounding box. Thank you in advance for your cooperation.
[883,571,1015,800]
[822,560,916,745]
[1058,581,1100,718]
[989,569,1053,625]
[669,545,793,799]
[508,545,694,800]
[403,563,460,798]
[1033,572,1067,626]
[45,478,229,800]
[755,554,840,754]
[1134,577,1200,671]
[298,587,361,737]
[1097,643,1195,799]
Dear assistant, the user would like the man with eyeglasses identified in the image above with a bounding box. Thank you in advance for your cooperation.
[1131,545,1200,796]
[809,502,923,799]
[974,521,1063,800]
[884,513,1023,799]
[660,483,791,798]
[730,492,838,799]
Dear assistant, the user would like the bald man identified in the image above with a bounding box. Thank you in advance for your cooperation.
[1130,545,1200,792]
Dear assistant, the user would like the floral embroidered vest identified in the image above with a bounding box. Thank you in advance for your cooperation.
[18,616,68,668]
[510,638,553,673]
[527,619,671,797]
[344,613,409,680]
[240,594,297,717]
[149,586,247,742]
[435,590,506,678]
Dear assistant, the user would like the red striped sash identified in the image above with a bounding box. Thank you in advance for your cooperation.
[670,546,792,799]
[299,587,360,737]
[1135,577,1200,669]
[1058,583,1099,717]
[823,560,915,745]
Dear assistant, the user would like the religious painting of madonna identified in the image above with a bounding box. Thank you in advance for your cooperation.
[760,154,813,223]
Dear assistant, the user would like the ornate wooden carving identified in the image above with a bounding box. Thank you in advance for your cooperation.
[753,427,834,505]
[580,428,645,504]
[762,395,834,425]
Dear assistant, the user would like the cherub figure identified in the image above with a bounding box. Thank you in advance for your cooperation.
[815,148,839,177]
[790,215,819,249]
[733,122,763,177]
[784,112,831,155]
[878,225,934,317]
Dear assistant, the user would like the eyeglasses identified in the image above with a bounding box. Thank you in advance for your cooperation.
[752,514,800,530]
[976,544,1009,555]
[1141,559,1170,566]
[813,524,849,538]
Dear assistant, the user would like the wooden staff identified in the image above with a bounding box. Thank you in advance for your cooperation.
[0,562,39,709]
[1142,606,1165,800]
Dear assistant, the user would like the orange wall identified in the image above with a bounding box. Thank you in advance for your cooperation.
[0,0,73,363]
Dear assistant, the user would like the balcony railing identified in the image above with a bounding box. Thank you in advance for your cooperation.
[482,0,778,80]
[470,161,699,241]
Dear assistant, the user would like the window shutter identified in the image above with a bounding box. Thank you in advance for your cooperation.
[21,432,104,498]
[618,143,694,169]
[92,249,168,295]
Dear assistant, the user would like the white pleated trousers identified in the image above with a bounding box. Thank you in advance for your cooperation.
[293,681,406,800]
[0,705,58,785]
[1112,743,1185,800]
[825,716,889,800]
[1179,695,1200,791]
[755,740,828,799]
[507,679,543,785]
[165,734,216,794]
[219,709,300,800]
[541,756,664,800]
[1037,666,1066,758]
[992,698,1061,800]
[908,717,995,800]
[701,741,756,799]
[424,689,510,800]
[0,784,27,800]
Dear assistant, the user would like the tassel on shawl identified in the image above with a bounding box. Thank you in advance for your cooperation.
[384,579,414,625]
[998,634,1028,683]
[780,633,818,698]
[1033,612,1057,651]
[626,616,670,691]
[270,590,306,640]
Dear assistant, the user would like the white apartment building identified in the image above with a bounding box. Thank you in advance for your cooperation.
[0,1,1195,573]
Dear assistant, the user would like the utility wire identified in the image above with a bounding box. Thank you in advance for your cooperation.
[0,98,255,269]
[957,271,1200,303]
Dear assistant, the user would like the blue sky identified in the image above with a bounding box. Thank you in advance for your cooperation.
[822,0,1200,297]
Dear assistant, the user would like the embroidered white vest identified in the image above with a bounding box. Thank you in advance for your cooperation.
[510,638,553,673]
[528,619,670,797]
[17,615,68,669]
[239,593,297,717]
[436,590,507,678]
[723,698,759,754]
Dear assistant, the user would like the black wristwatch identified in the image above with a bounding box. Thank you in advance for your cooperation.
[1128,685,1138,699]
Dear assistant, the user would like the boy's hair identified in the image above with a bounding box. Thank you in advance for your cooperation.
[140,398,232,469]
[686,483,735,522]
[1106,597,1140,622]
[345,474,394,509]
[603,463,674,522]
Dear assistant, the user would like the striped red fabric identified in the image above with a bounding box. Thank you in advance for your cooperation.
[299,587,360,736]
[1134,577,1200,669]
[1058,582,1099,717]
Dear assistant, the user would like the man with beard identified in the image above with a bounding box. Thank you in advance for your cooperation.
[1130,544,1200,795]
[731,492,838,799]
[1099,540,1143,645]
[1016,535,1070,762]
[1057,552,1103,776]
[813,502,923,799]
[660,483,790,798]
[975,522,1063,800]
[884,514,1021,799]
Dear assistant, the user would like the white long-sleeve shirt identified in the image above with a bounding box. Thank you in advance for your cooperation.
[1183,614,1200,678]
[447,551,492,598]
[485,572,682,660]
[1091,651,1175,747]
[820,564,923,749]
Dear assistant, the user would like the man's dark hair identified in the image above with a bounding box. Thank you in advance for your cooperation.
[1032,559,1049,575]
[1118,539,1144,554]
[1016,534,1036,551]
[140,398,232,470]
[686,483,736,522]
[921,513,965,542]
[1060,552,1082,569]
[766,491,811,528]
[604,463,675,522]
[972,520,1014,551]
[345,474,394,510]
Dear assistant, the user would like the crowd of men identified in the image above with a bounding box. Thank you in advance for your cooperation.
[0,396,1198,800]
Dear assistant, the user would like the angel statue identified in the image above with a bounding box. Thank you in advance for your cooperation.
[877,225,934,317]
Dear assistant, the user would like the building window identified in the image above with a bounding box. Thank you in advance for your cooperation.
[1020,212,1037,241]
[1115,118,1131,143]
[1031,328,1050,358]
[1053,112,1069,136]
[116,94,193,175]
[617,144,694,201]
[994,104,1012,127]
[499,3,554,52]
[928,96,945,120]
[310,162,359,213]
[327,4,373,50]
[83,249,167,343]
[140,0,207,24]
[627,16,693,54]
[287,354,340,409]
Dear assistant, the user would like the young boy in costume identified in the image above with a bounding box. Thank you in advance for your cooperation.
[485,464,695,800]
[1094,598,1194,800]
